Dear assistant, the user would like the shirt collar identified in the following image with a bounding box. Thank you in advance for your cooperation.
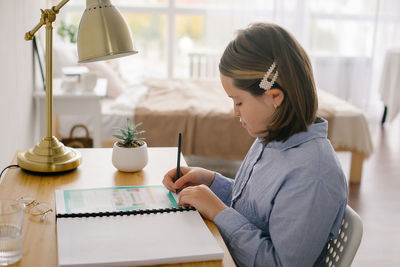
[258,117,328,151]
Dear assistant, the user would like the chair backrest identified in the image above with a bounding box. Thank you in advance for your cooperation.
[323,205,363,267]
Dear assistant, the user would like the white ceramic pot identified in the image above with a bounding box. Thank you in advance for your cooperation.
[112,141,148,172]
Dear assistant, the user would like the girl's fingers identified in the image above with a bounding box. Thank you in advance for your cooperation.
[166,168,178,179]
[177,187,191,205]
[174,173,197,189]
[163,168,178,191]
[163,167,193,191]
[163,167,201,192]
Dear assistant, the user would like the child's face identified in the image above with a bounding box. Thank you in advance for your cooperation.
[220,74,276,138]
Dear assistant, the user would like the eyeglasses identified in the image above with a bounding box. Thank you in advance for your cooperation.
[17,197,53,222]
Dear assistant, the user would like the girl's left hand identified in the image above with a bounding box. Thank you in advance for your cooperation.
[178,185,228,221]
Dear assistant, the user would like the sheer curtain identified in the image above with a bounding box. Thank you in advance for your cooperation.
[371,0,400,119]
[204,0,400,114]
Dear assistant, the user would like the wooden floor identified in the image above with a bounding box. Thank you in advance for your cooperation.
[338,118,400,266]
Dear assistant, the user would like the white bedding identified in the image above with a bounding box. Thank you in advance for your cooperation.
[318,90,373,157]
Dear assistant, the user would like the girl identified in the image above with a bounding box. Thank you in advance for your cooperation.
[163,23,348,267]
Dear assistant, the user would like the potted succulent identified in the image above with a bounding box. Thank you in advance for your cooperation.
[111,118,148,172]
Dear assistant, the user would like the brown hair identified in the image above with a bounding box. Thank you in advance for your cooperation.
[219,22,318,143]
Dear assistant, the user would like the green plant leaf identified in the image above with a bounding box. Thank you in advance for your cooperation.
[112,134,124,139]
[113,118,145,147]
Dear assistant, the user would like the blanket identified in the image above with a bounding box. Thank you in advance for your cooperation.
[135,78,254,160]
[135,78,372,161]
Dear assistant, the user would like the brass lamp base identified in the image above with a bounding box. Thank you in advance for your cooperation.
[17,136,82,173]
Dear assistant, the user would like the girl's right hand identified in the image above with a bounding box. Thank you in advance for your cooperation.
[162,166,216,192]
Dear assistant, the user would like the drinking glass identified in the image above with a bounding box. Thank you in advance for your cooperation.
[0,200,25,266]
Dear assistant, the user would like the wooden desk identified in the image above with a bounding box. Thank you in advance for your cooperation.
[0,148,235,267]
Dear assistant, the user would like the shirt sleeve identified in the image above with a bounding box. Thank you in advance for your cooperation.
[214,178,345,267]
[209,172,234,207]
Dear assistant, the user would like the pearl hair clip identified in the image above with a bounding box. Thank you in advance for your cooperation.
[259,61,279,91]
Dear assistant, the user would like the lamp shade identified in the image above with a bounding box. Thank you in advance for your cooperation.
[77,0,137,63]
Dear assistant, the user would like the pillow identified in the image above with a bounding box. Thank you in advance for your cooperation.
[53,41,78,78]
[80,61,125,99]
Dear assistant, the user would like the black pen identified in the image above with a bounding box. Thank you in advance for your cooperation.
[175,133,182,193]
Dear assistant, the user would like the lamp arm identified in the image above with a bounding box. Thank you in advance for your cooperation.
[24,0,70,40]
[25,17,45,41]
[53,0,71,13]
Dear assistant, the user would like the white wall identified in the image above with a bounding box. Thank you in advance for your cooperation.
[0,0,46,168]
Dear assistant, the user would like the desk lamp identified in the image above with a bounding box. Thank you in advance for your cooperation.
[17,0,137,173]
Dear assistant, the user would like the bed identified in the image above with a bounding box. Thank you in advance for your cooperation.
[52,43,373,183]
[57,76,373,184]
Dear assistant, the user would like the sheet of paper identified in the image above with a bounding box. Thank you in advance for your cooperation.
[56,185,178,214]
[57,209,224,266]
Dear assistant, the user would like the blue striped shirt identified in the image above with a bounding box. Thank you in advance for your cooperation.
[210,117,348,267]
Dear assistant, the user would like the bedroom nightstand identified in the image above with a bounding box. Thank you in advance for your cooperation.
[33,78,107,147]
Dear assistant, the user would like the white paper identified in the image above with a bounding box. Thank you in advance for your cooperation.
[57,210,224,267]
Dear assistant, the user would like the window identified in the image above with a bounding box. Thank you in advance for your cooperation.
[308,0,378,57]
[58,0,273,81]
[58,0,382,80]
